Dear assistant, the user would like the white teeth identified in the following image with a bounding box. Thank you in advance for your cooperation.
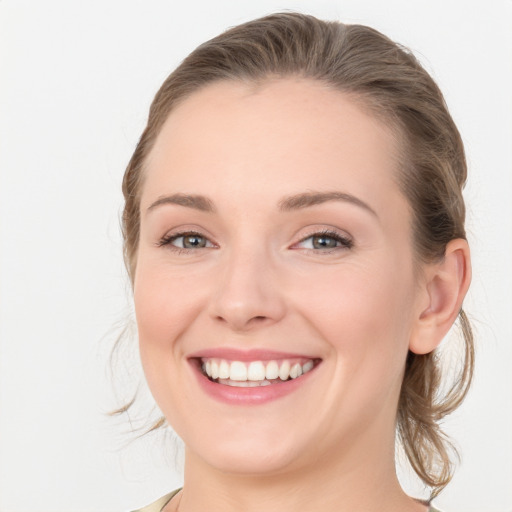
[218,359,230,379]
[211,360,219,379]
[279,360,291,380]
[302,360,314,373]
[290,363,302,379]
[229,361,247,381]
[248,361,266,381]
[265,360,279,380]
[225,379,259,387]
[218,379,271,387]
[201,358,316,384]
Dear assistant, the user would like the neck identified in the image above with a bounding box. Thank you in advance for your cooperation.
[176,429,426,512]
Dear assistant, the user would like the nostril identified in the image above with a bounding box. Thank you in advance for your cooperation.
[215,314,267,322]
[249,316,270,326]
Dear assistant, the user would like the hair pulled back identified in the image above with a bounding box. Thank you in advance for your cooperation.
[121,12,474,497]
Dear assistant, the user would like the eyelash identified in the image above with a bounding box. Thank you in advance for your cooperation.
[295,229,353,253]
[156,229,353,253]
[156,231,215,252]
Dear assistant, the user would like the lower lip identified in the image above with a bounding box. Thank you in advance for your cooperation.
[190,360,319,405]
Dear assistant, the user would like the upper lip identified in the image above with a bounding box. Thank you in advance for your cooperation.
[187,348,319,362]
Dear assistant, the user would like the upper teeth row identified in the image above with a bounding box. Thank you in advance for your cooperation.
[201,359,315,382]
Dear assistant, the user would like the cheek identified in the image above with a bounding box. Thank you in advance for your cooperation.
[133,263,208,360]
[292,258,415,368]
[133,263,211,420]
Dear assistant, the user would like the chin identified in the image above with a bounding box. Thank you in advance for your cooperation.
[186,430,307,476]
[206,449,301,476]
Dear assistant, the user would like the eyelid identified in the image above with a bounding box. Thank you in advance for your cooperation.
[156,228,217,250]
[292,228,353,251]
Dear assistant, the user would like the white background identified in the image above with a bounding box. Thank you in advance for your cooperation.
[0,1,511,511]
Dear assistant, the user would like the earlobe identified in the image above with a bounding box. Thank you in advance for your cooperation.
[409,239,471,355]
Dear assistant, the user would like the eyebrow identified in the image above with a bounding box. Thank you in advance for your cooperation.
[146,190,377,218]
[278,191,378,217]
[147,193,216,213]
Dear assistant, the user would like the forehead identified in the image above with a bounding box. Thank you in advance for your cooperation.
[142,78,406,218]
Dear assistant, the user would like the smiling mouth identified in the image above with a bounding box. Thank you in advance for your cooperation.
[198,357,320,387]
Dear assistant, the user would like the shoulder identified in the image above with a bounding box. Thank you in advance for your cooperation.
[130,489,181,512]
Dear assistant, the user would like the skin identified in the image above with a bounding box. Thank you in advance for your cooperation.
[133,79,470,512]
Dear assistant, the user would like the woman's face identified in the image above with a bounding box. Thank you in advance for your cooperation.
[134,79,425,476]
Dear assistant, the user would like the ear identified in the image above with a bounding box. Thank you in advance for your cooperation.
[409,239,471,355]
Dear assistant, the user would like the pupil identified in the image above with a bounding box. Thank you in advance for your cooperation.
[184,235,205,248]
[313,235,337,249]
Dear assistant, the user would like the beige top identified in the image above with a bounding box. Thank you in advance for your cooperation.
[132,489,180,512]
[131,489,442,512]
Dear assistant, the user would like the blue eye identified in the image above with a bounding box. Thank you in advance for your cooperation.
[158,232,214,249]
[297,231,353,250]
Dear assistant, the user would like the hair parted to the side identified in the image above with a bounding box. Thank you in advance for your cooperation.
[120,12,474,497]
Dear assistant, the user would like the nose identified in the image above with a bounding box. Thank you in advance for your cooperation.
[208,247,286,332]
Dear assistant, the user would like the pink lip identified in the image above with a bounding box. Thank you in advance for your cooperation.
[188,354,321,406]
[188,348,316,362]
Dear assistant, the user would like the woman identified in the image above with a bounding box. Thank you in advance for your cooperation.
[121,12,473,512]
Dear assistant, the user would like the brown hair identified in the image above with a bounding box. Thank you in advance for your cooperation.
[120,12,474,497]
